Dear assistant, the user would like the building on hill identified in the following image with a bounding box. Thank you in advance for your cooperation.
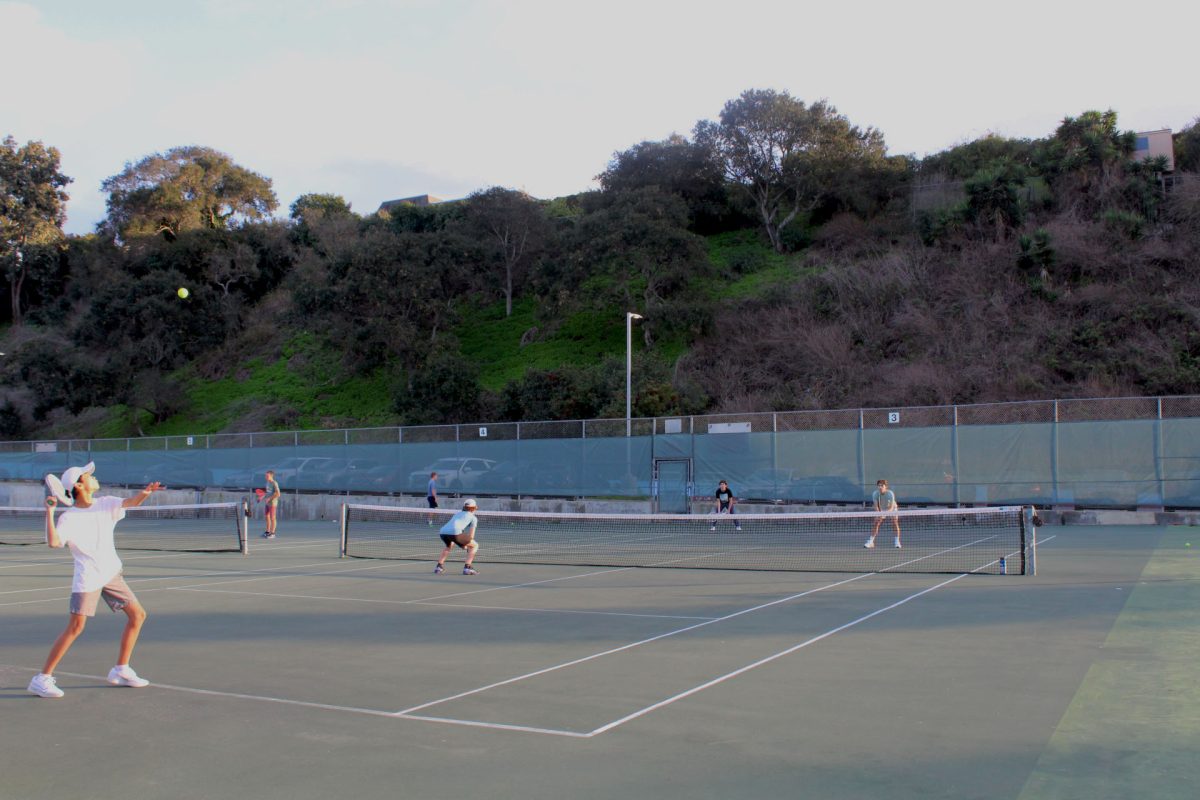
[1133,129,1174,172]
[377,194,444,214]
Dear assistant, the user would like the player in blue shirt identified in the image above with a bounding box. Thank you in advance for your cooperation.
[434,498,480,575]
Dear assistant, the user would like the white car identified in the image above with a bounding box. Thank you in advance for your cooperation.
[408,457,497,492]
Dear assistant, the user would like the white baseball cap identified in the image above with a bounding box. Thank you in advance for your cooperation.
[61,461,96,490]
[463,498,478,509]
[45,461,95,505]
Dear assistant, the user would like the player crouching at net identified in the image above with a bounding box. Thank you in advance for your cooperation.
[710,479,742,531]
[434,498,480,576]
[865,478,902,549]
[28,462,163,698]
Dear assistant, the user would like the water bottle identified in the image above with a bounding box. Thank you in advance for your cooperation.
[999,557,1007,575]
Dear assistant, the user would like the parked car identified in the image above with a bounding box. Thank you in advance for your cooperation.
[222,456,343,491]
[739,469,802,501]
[137,462,214,488]
[488,461,577,496]
[408,457,497,492]
[314,458,383,491]
[791,475,864,504]
[364,463,409,494]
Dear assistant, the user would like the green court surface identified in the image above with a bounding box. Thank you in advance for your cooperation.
[1,521,1196,800]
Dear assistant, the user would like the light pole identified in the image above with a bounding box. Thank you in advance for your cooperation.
[626,312,643,437]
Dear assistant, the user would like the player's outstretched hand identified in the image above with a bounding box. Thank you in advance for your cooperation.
[45,496,57,508]
[142,481,165,494]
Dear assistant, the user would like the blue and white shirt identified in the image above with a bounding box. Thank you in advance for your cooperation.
[440,510,477,537]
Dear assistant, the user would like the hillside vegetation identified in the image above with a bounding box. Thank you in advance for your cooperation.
[2,96,1199,440]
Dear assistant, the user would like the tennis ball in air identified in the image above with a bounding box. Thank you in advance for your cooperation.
[177,287,189,299]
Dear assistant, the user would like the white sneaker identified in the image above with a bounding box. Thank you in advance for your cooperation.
[28,673,64,698]
[107,665,149,688]
[894,538,902,549]
[863,539,875,549]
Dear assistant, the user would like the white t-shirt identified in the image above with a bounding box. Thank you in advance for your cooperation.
[872,488,898,512]
[57,496,127,592]
[440,510,477,536]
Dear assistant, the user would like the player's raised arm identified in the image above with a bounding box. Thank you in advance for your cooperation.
[123,482,164,509]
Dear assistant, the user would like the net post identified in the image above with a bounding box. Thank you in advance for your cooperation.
[1020,505,1036,575]
[240,499,249,555]
[1029,507,1038,576]
[339,502,348,558]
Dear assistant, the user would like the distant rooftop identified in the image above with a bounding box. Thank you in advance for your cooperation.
[377,194,444,213]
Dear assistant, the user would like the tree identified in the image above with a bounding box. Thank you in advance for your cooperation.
[463,187,547,316]
[964,161,1029,239]
[694,89,887,252]
[563,187,710,346]
[918,134,1038,181]
[292,224,467,371]
[289,193,354,224]
[598,135,735,232]
[122,369,188,435]
[1174,118,1200,173]
[1034,110,1135,196]
[101,146,277,241]
[394,350,481,424]
[0,136,71,326]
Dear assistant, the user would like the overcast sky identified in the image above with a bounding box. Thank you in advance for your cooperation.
[3,0,1195,235]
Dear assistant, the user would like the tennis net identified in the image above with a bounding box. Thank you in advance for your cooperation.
[0,502,248,554]
[340,504,1035,575]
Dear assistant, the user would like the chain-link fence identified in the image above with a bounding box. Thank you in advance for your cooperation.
[2,396,1198,508]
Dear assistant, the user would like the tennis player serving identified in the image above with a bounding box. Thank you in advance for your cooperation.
[434,498,480,575]
[28,462,163,698]
[864,478,902,549]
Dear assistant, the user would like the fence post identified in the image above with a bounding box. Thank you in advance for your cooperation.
[1051,400,1060,505]
[857,408,866,497]
[1156,397,1165,506]
[952,405,960,507]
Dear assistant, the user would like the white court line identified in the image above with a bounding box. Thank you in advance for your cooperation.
[0,558,387,603]
[0,663,588,738]
[6,537,1052,736]
[164,564,631,601]
[395,572,875,715]
[0,571,974,738]
[0,541,1051,737]
[397,534,1046,718]
[0,558,632,610]
[0,547,221,572]
[169,586,717,620]
[587,573,967,735]
[587,536,1058,736]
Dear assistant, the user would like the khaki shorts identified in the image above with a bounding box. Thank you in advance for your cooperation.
[70,574,138,617]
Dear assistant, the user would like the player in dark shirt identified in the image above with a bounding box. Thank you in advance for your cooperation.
[710,480,742,532]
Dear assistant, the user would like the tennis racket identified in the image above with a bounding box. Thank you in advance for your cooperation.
[44,474,72,506]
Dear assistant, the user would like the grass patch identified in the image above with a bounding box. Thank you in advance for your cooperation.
[148,332,397,434]
[704,228,808,300]
[706,229,790,272]
[458,297,628,391]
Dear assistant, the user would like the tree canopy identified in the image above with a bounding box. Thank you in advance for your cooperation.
[3,96,1200,439]
[101,146,277,241]
[463,187,547,317]
[694,89,888,252]
[0,135,71,326]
